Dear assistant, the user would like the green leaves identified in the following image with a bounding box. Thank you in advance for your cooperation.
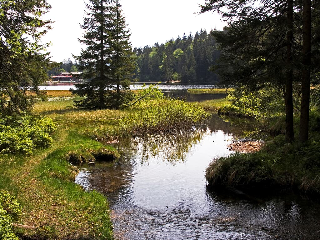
[0,190,21,240]
[0,115,56,154]
[0,0,52,116]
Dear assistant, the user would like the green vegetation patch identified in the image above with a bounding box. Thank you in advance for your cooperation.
[120,87,209,136]
[187,88,233,95]
[206,134,320,196]
[0,115,56,155]
[198,98,231,112]
[0,190,21,240]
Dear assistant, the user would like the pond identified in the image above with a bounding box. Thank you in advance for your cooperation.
[75,90,320,240]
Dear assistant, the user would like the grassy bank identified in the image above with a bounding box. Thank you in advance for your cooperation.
[0,122,115,239]
[205,86,320,197]
[206,134,320,196]
[0,89,209,239]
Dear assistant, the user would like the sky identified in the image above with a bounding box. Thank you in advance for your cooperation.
[42,0,226,62]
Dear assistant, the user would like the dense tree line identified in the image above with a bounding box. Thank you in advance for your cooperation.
[134,30,220,84]
[48,59,79,76]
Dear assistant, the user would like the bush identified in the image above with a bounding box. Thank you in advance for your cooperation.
[222,85,285,119]
[0,190,21,240]
[0,115,56,154]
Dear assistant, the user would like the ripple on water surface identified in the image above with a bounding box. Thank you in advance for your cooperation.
[76,123,320,240]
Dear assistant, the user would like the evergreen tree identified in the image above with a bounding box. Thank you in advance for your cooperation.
[201,0,317,143]
[0,0,51,116]
[73,0,134,109]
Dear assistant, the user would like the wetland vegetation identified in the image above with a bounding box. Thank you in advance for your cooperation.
[0,87,210,239]
[1,0,320,239]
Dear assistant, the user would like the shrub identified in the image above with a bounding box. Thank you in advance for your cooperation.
[0,115,56,154]
[222,85,285,119]
[0,190,21,240]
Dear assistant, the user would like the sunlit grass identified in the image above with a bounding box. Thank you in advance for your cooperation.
[198,98,231,112]
[0,125,114,239]
[187,88,234,94]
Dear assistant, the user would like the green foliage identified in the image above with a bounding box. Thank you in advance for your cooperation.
[74,0,135,109]
[0,0,52,116]
[0,190,21,240]
[134,30,220,83]
[0,115,56,154]
[120,87,209,135]
[129,85,164,105]
[220,85,285,119]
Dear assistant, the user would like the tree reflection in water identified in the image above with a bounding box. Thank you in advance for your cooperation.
[120,127,207,164]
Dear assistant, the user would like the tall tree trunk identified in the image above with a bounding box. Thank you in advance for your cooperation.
[300,0,312,143]
[285,0,294,143]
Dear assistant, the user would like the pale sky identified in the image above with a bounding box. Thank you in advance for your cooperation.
[42,0,225,62]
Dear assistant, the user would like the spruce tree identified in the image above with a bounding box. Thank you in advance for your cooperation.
[74,0,134,109]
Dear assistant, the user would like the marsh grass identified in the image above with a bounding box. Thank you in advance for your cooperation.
[198,98,231,112]
[119,98,209,136]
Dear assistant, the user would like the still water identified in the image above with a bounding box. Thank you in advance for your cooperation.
[74,89,320,240]
[39,84,216,91]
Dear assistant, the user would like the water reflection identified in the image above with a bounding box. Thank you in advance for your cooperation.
[75,115,320,240]
[119,128,207,163]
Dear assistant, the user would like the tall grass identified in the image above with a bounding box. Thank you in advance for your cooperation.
[119,98,209,136]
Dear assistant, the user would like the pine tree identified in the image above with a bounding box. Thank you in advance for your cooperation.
[73,0,134,109]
